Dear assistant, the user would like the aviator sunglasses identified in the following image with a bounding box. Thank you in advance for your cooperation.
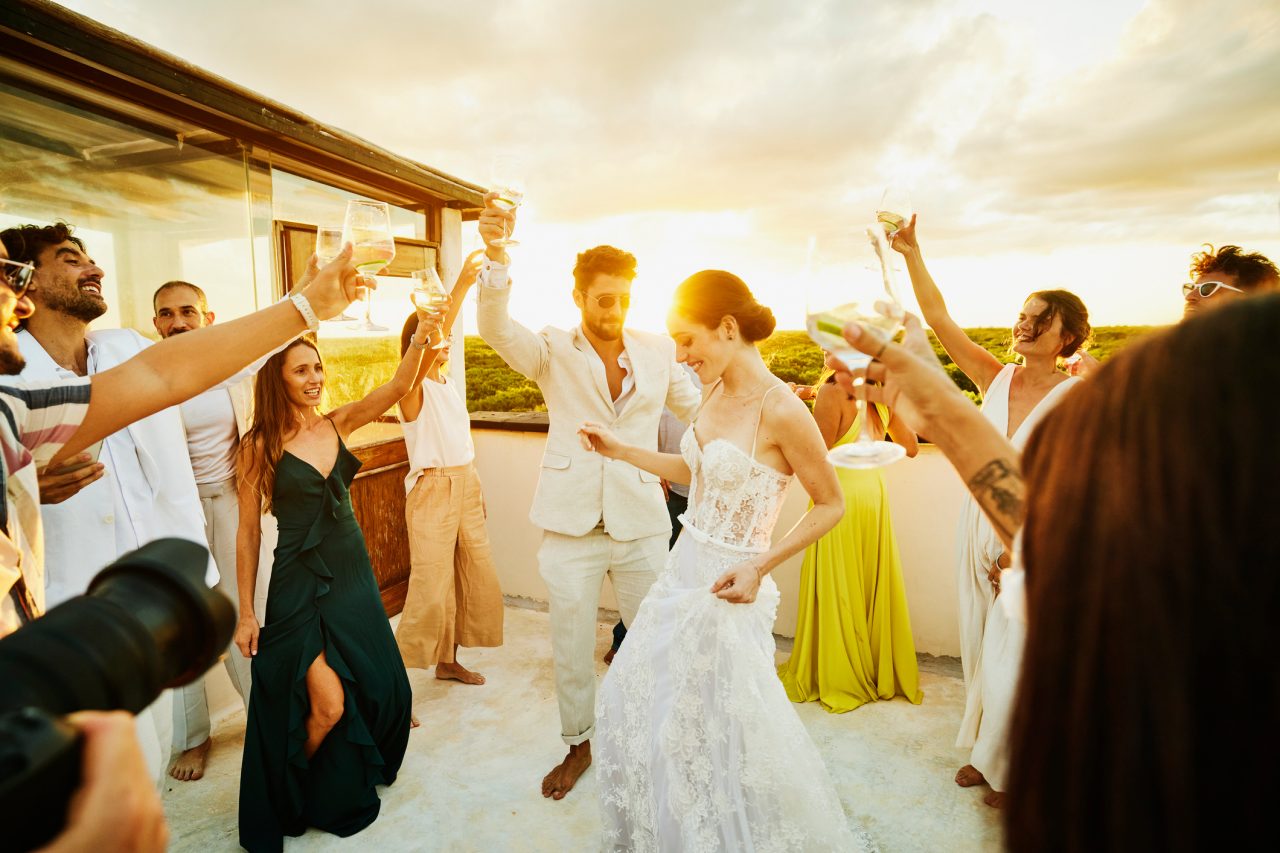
[588,293,630,310]
[0,257,35,298]
[1182,280,1243,299]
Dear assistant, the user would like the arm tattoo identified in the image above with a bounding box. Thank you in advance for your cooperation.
[966,458,1025,542]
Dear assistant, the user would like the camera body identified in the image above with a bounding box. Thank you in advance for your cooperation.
[0,538,234,850]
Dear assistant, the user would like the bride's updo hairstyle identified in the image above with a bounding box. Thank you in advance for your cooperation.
[672,270,777,343]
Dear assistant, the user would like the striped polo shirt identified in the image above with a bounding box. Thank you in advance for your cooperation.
[0,377,92,636]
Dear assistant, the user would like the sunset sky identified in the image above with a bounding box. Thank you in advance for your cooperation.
[58,0,1280,334]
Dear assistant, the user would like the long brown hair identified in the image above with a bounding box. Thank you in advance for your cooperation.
[1006,294,1280,851]
[239,336,321,514]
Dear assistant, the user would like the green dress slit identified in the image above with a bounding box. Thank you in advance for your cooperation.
[238,433,411,852]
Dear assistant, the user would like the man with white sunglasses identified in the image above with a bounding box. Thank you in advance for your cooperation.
[1182,244,1278,320]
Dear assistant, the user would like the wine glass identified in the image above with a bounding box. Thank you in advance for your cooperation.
[315,224,356,321]
[411,268,450,349]
[489,155,525,248]
[805,224,907,468]
[877,185,913,239]
[342,200,395,332]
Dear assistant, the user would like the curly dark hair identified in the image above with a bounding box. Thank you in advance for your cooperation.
[572,245,637,292]
[1189,244,1279,292]
[0,222,84,267]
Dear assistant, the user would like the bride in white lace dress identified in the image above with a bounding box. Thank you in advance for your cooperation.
[578,271,875,852]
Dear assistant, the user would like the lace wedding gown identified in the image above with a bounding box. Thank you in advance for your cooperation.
[596,391,875,852]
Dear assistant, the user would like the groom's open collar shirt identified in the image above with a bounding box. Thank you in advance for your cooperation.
[479,257,635,414]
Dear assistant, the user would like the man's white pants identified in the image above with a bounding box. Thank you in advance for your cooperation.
[173,478,253,751]
[539,528,666,745]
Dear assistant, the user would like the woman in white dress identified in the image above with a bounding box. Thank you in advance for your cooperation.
[579,270,874,852]
[890,215,1090,805]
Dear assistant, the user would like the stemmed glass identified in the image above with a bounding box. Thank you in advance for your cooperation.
[489,155,525,248]
[805,224,907,468]
[315,224,356,321]
[342,200,395,332]
[410,268,450,349]
[877,185,913,239]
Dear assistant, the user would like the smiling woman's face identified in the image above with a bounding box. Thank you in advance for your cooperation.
[1011,297,1066,358]
[667,309,732,384]
[280,343,324,408]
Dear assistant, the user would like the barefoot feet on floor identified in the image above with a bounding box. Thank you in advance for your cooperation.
[955,764,986,787]
[168,737,212,782]
[541,742,591,800]
[410,714,421,728]
[435,661,485,685]
[984,790,1005,808]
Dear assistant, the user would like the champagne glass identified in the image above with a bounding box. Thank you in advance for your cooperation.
[411,268,450,349]
[877,185,913,239]
[342,200,395,332]
[489,155,525,248]
[315,224,356,321]
[806,225,907,468]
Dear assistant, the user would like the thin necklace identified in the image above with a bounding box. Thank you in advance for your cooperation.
[719,378,773,399]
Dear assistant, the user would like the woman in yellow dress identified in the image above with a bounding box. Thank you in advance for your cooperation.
[778,372,923,712]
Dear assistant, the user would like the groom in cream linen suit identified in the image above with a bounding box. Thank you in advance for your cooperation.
[476,199,700,799]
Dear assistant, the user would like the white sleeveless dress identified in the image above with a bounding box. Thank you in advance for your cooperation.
[955,365,1079,788]
[595,388,874,852]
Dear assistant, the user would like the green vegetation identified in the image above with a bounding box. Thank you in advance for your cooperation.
[316,326,1163,412]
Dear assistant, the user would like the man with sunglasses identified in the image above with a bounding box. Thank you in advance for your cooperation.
[1183,244,1278,320]
[475,194,700,801]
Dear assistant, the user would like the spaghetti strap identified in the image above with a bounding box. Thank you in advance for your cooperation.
[750,384,784,462]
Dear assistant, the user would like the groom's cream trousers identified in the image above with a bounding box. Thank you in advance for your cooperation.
[539,527,668,745]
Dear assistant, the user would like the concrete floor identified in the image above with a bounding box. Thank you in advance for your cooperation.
[163,605,1002,852]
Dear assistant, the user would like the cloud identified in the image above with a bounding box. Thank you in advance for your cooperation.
[50,0,1280,325]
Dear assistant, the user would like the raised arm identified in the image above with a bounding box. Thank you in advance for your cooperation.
[891,216,1004,394]
[333,308,442,438]
[812,381,916,456]
[578,421,692,485]
[711,392,844,603]
[473,195,551,381]
[833,315,1023,550]
[50,248,362,469]
[399,251,485,422]
[233,440,264,658]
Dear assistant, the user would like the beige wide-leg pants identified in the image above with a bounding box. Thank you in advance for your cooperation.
[396,462,505,668]
[173,477,255,751]
[539,527,666,745]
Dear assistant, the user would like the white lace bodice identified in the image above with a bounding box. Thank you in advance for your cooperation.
[679,426,792,553]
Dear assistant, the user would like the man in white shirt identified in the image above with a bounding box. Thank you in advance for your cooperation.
[475,198,701,800]
[10,224,221,785]
[152,280,265,781]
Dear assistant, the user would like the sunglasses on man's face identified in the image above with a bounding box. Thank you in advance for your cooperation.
[0,257,35,298]
[589,293,630,310]
[1182,280,1244,299]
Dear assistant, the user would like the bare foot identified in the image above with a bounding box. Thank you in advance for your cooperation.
[435,661,485,685]
[168,737,212,782]
[603,647,618,665]
[410,714,421,728]
[541,742,591,800]
[955,764,987,787]
[984,790,1005,808]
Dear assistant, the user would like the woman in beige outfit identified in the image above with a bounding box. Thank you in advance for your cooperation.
[395,252,504,685]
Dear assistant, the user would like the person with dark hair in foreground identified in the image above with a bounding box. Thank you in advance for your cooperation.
[582,270,870,850]
[891,214,1089,805]
[830,295,1279,853]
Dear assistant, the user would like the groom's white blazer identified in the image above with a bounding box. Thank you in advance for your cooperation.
[477,282,701,542]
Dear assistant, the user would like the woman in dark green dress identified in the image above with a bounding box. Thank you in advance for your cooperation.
[233,300,444,852]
